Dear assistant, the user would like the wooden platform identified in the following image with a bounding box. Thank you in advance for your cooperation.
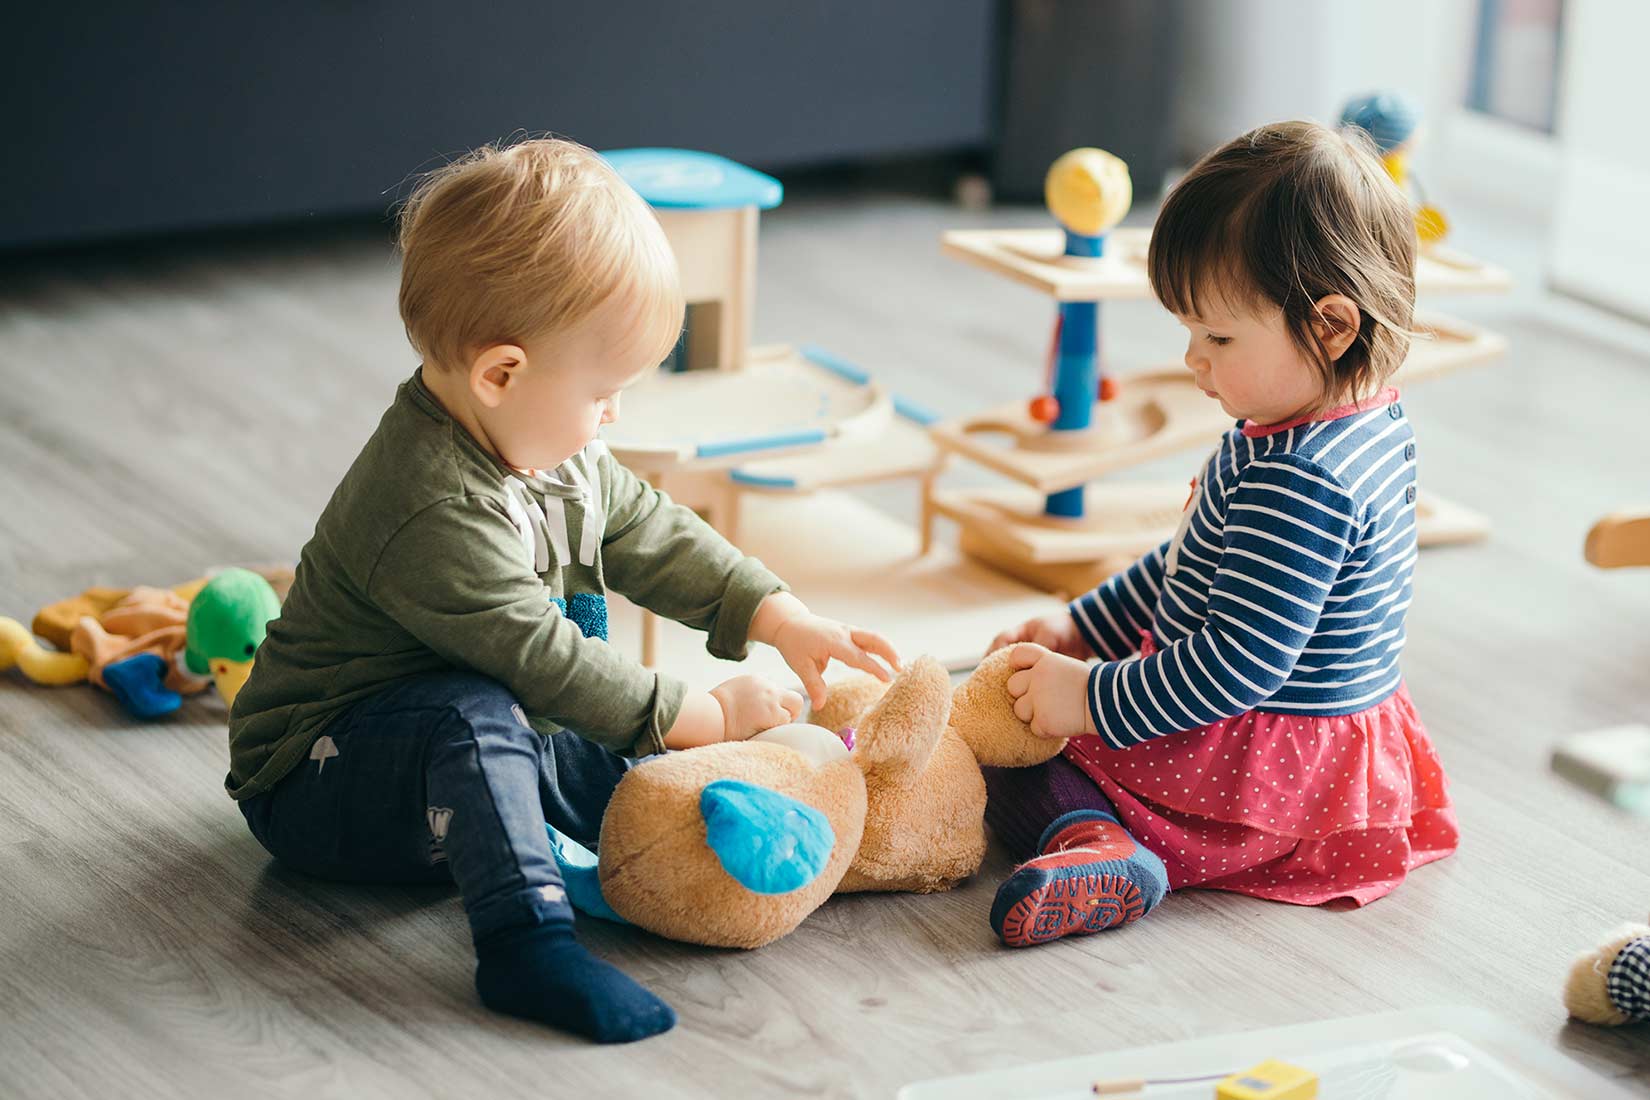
[931,484,1488,597]
[928,367,1222,495]
[923,306,1506,593]
[929,484,1182,597]
[727,413,941,495]
[1414,491,1492,548]
[928,313,1504,499]
[941,226,1515,302]
[602,344,893,476]
[1401,311,1510,383]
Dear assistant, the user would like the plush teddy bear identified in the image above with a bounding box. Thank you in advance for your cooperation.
[1564,916,1650,1026]
[593,648,1064,949]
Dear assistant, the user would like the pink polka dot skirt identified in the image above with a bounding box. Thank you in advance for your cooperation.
[1062,677,1458,907]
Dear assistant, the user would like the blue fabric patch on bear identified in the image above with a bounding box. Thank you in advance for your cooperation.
[700,779,835,895]
[550,593,609,641]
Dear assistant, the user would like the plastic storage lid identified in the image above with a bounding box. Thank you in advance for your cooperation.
[603,148,783,210]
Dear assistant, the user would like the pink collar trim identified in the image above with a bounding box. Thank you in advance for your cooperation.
[1241,387,1399,438]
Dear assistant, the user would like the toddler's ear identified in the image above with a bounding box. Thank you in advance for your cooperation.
[951,647,1065,768]
[1311,295,1361,361]
[468,343,527,408]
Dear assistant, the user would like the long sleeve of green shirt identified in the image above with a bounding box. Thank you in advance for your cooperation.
[225,371,785,801]
[595,447,779,661]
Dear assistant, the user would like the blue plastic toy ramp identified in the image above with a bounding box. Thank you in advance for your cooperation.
[603,148,783,211]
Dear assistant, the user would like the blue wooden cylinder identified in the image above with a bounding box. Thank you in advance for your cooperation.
[1045,230,1105,518]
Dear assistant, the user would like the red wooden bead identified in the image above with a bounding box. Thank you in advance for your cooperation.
[1029,395,1060,423]
[1099,376,1120,402]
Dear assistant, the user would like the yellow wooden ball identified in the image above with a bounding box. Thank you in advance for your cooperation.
[1415,203,1449,245]
[1045,148,1133,236]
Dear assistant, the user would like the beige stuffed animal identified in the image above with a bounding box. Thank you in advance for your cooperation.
[1564,915,1650,1026]
[596,649,1064,948]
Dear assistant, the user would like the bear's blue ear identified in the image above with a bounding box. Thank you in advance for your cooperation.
[700,780,834,895]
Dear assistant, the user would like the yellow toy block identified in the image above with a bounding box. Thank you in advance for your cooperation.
[1215,1060,1318,1100]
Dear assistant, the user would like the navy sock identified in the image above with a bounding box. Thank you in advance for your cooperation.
[474,921,676,1043]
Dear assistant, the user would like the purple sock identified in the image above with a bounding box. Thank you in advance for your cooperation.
[982,754,1118,860]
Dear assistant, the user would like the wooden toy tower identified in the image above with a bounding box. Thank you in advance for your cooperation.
[599,148,945,662]
[926,143,1513,597]
[599,150,905,504]
[603,148,774,375]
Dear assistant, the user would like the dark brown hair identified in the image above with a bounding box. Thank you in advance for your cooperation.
[1147,120,1417,406]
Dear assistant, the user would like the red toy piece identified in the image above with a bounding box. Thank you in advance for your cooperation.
[1028,395,1060,423]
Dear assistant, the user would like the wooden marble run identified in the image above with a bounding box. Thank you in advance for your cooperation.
[601,149,946,661]
[603,143,1514,640]
[926,143,1513,597]
[601,149,942,529]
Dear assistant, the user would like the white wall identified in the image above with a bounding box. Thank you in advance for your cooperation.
[1172,0,1479,181]
[1549,0,1650,319]
[1169,0,1650,320]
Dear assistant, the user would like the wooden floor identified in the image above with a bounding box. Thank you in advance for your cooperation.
[3,192,1649,1098]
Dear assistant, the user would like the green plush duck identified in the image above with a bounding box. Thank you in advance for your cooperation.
[185,569,280,709]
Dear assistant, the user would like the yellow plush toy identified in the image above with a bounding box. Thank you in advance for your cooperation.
[596,649,1065,948]
[2,568,286,719]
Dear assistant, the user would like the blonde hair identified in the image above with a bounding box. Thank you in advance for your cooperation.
[396,137,684,371]
[1147,120,1417,407]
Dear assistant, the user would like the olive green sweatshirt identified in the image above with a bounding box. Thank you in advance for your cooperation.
[225,369,785,801]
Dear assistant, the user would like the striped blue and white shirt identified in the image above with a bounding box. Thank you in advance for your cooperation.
[1071,389,1419,750]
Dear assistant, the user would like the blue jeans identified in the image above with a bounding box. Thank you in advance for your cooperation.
[238,671,635,944]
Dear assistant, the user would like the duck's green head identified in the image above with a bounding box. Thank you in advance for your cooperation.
[185,568,281,708]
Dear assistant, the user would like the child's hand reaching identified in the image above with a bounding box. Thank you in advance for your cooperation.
[1005,643,1096,740]
[988,611,1090,660]
[750,592,900,711]
[664,675,803,750]
[711,674,805,741]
